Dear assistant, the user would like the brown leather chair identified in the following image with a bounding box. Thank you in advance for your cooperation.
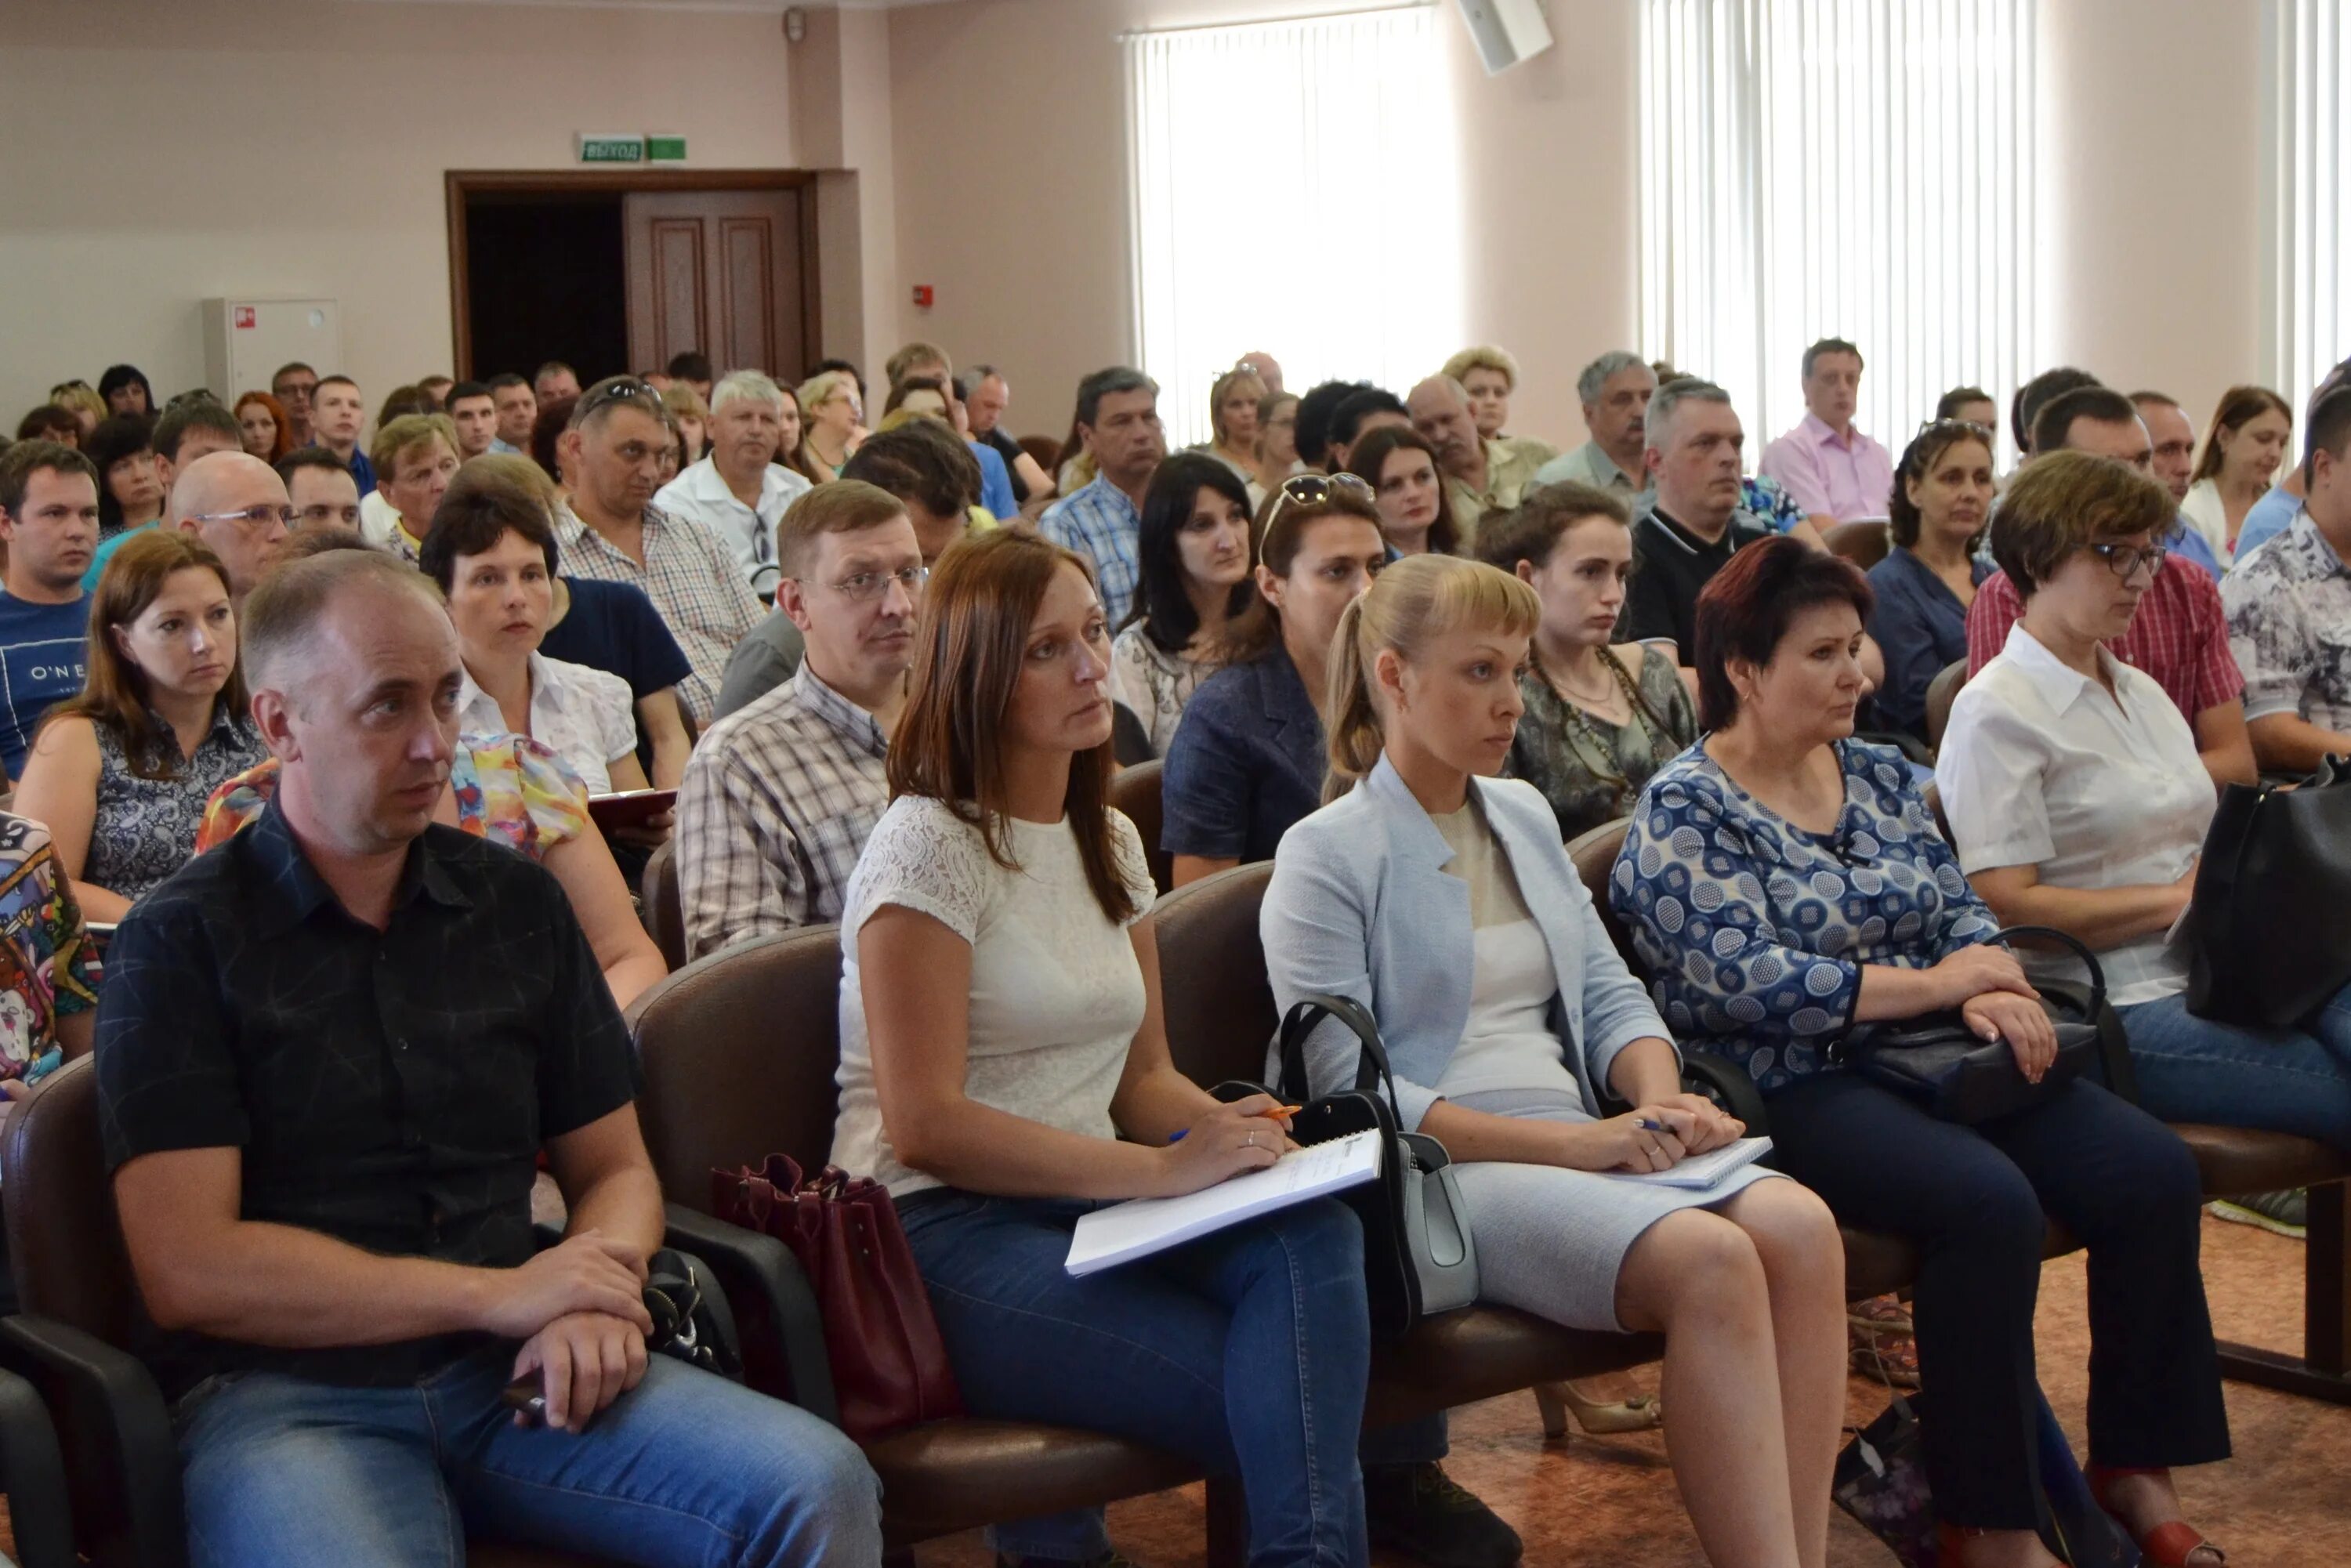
[640,836,687,972]
[1018,434,1062,480]
[626,930,1219,1558]
[1924,658,1969,751]
[1149,864,1664,1443]
[1822,519,1892,570]
[1108,758,1174,896]
[0,1059,625,1566]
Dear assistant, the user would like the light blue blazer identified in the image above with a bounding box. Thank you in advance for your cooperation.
[1259,756,1673,1131]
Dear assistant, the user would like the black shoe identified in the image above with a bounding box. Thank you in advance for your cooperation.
[1364,1461,1523,1568]
[993,1552,1135,1568]
[2209,1189,2308,1239]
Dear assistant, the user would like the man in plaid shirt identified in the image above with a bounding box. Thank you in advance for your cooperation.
[1965,387,2257,788]
[554,376,762,726]
[1038,367,1167,627]
[675,481,923,959]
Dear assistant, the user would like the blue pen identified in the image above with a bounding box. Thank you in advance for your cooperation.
[1636,1117,1667,1132]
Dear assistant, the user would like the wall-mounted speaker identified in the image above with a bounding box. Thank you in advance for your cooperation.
[1454,0,1553,74]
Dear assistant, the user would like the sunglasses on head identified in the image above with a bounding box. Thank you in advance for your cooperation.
[578,378,662,420]
[1263,471,1374,534]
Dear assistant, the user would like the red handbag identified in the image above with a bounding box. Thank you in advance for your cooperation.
[715,1154,965,1441]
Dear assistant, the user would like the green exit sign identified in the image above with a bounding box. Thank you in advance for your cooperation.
[647,134,687,162]
[577,133,645,164]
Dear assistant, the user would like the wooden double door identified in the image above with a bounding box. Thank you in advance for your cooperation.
[623,188,812,381]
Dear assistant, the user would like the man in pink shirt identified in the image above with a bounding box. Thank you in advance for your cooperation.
[1758,337,1896,521]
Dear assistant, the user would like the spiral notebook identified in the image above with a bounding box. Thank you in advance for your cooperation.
[1065,1128,1385,1276]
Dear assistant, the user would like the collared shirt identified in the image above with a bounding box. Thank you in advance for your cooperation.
[652,456,813,599]
[2222,510,2351,734]
[1756,413,1895,522]
[1444,436,1559,546]
[1041,474,1145,628]
[2233,483,2306,563]
[343,447,377,497]
[1621,502,1775,661]
[455,653,637,797]
[0,592,89,780]
[85,704,268,904]
[0,813,100,1087]
[553,502,763,726]
[358,491,422,565]
[675,664,890,958]
[1160,648,1325,864]
[972,440,1019,521]
[1864,547,1991,741]
[488,437,522,456]
[713,610,806,721]
[96,799,638,1396]
[1938,624,2214,1007]
[1965,556,2242,723]
[2164,513,2223,581]
[1531,440,1642,495]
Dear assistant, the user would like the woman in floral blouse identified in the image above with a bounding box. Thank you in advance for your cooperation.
[1612,536,2230,1568]
[1108,454,1256,758]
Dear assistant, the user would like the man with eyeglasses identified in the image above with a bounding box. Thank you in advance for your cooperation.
[554,377,761,725]
[1966,385,2255,788]
[271,362,319,449]
[676,481,926,955]
[0,442,99,781]
[170,452,298,614]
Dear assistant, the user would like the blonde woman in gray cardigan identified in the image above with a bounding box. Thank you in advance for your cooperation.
[1261,555,1848,1568]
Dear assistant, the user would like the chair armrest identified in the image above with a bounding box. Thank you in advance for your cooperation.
[0,1363,75,1568]
[1856,730,1933,766]
[661,1202,839,1428]
[0,1313,186,1568]
[1680,1053,1771,1133]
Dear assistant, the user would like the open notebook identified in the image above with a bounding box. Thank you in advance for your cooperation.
[1066,1128,1385,1276]
[1599,1135,1773,1191]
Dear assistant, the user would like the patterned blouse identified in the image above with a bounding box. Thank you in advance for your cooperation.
[1109,625,1219,759]
[1610,737,1999,1095]
[87,707,270,904]
[1507,644,1697,840]
[197,733,592,862]
[0,814,100,1086]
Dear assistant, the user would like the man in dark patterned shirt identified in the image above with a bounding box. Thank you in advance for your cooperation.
[96,549,878,1566]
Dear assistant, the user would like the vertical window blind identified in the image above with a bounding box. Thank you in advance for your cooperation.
[1126,5,1463,451]
[2265,0,2350,415]
[1639,0,2038,464]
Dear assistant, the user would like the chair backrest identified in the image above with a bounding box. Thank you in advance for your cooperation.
[1822,520,1891,570]
[1017,434,1061,477]
[2,1058,139,1348]
[1566,817,1643,976]
[640,837,686,973]
[1150,861,1279,1089]
[629,928,845,1207]
[1925,658,1968,750]
[1107,759,1174,897]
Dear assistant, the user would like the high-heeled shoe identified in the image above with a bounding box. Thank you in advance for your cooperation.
[1531,1378,1663,1439]
[2085,1465,2226,1566]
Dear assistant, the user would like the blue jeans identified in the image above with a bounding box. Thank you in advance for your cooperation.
[174,1345,881,1567]
[900,1190,1372,1568]
[2118,987,2351,1151]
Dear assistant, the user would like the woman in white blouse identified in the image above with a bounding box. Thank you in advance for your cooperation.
[1107,454,1255,758]
[420,460,651,803]
[1942,451,2351,1159]
[840,530,1377,1565]
[2177,385,2291,566]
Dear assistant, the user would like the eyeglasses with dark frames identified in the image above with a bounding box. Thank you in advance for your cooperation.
[2088,541,2168,579]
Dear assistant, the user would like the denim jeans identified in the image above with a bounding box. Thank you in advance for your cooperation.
[2117,987,2351,1150]
[900,1190,1372,1568]
[173,1345,882,1567]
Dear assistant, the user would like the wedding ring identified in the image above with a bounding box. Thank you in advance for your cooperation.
[1245,1132,1256,1149]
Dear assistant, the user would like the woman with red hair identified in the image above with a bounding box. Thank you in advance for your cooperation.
[232,391,293,463]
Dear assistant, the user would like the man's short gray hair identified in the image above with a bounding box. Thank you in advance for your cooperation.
[242,548,444,695]
[1644,378,1733,448]
[1577,350,1650,407]
[1074,367,1159,429]
[710,370,785,418]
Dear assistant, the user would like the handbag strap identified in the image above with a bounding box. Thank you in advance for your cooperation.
[1987,925,2106,1018]
[1276,993,1404,1115]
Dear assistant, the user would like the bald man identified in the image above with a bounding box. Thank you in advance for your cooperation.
[166,451,295,607]
[1407,375,1554,549]
[1239,350,1284,397]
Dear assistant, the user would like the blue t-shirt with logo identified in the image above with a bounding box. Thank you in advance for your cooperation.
[0,593,89,780]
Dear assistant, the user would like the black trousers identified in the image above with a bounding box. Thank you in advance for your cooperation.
[1766,1071,2230,1529]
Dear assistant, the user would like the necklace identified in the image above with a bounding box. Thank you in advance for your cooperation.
[1539,647,1633,712]
[1534,648,1669,805]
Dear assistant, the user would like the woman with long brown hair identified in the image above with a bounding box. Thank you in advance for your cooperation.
[835,528,1377,1568]
[2179,384,2292,566]
[13,530,266,918]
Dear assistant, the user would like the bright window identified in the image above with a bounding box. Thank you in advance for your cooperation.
[2265,0,2351,415]
[1126,4,1462,451]
[1639,0,2038,465]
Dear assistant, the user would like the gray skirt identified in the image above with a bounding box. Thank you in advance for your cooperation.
[1447,1085,1783,1332]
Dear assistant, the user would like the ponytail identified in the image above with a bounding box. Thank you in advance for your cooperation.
[1321,593,1385,802]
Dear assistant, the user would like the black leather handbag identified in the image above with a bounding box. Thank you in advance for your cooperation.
[2186,755,2351,1028]
[1838,928,2112,1124]
[1214,994,1479,1340]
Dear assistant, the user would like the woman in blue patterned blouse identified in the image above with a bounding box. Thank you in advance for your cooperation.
[1614,538,2228,1568]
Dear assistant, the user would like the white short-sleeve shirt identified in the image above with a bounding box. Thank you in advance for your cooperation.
[654,456,813,600]
[1935,624,2217,1005]
[456,651,638,797]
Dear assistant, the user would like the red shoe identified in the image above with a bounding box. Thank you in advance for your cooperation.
[2085,1465,2226,1566]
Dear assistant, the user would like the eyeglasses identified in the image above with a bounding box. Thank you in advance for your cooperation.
[809,564,929,603]
[2088,541,2168,578]
[1263,471,1374,534]
[187,504,298,531]
[293,502,362,529]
